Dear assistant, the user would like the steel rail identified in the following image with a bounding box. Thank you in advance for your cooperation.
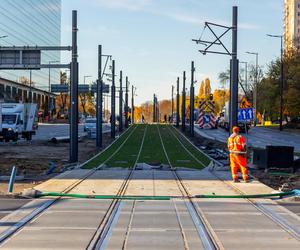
[121,200,137,250]
[0,126,137,246]
[170,125,300,242]
[156,125,220,250]
[88,125,148,250]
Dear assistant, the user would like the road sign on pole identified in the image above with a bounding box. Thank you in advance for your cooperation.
[51,84,69,93]
[238,108,254,121]
[78,84,89,93]
[91,83,109,93]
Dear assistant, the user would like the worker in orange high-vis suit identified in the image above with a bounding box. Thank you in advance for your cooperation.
[227,126,249,182]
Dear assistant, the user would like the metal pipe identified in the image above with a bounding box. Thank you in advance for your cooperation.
[7,166,17,193]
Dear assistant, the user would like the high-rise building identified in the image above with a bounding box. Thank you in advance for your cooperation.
[0,0,61,92]
[284,0,300,51]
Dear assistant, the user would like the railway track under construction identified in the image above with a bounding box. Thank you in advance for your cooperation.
[0,124,299,249]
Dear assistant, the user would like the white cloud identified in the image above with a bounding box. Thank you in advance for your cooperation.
[95,0,152,11]
[94,0,259,30]
[166,12,259,30]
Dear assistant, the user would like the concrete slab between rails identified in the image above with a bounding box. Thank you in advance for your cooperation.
[70,169,130,195]
[105,200,205,250]
[125,170,183,197]
[201,169,300,246]
[32,169,93,193]
[0,199,52,235]
[0,199,113,250]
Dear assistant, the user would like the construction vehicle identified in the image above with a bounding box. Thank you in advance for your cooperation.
[196,94,217,129]
[219,100,251,132]
[0,103,38,142]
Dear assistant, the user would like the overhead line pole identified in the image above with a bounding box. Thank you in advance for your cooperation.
[96,45,102,147]
[190,61,195,136]
[267,34,284,131]
[182,71,186,131]
[131,85,134,124]
[176,77,180,127]
[111,60,116,139]
[192,6,239,134]
[119,70,123,132]
[153,94,156,123]
[171,85,174,124]
[125,76,129,128]
[70,10,78,163]
[230,6,239,133]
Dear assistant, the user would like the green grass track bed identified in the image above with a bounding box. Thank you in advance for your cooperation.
[158,125,209,169]
[169,126,211,167]
[139,124,168,165]
[83,125,136,169]
[83,124,211,170]
[106,125,146,168]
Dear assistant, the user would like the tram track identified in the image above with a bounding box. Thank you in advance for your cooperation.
[169,125,300,243]
[0,125,139,247]
[0,124,299,249]
[156,124,221,250]
[87,125,148,250]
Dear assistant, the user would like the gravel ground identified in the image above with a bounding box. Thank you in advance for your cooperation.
[0,132,115,194]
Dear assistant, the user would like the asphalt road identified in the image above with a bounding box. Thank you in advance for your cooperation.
[34,123,111,141]
[194,126,300,152]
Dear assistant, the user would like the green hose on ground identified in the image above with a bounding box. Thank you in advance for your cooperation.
[37,189,299,200]
[193,190,296,199]
[37,192,171,200]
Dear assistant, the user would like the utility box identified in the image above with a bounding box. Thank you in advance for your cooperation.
[266,146,294,169]
[253,146,294,170]
[252,148,267,169]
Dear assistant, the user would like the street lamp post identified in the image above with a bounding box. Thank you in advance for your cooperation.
[0,35,8,45]
[48,60,59,120]
[267,34,284,131]
[246,51,258,126]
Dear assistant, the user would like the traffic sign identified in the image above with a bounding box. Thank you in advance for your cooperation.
[91,83,110,93]
[78,84,89,93]
[51,84,69,93]
[0,49,41,69]
[238,108,254,121]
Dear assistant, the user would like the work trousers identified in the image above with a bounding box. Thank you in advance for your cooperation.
[229,154,248,181]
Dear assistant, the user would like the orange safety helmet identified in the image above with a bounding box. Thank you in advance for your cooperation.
[232,126,239,133]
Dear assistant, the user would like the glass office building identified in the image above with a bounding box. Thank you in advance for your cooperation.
[0,0,61,91]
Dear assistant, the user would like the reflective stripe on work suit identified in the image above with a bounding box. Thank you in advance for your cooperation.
[228,133,248,181]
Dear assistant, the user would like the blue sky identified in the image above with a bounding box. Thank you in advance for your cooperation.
[61,0,283,105]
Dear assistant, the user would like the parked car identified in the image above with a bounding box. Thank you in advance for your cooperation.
[83,118,96,132]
